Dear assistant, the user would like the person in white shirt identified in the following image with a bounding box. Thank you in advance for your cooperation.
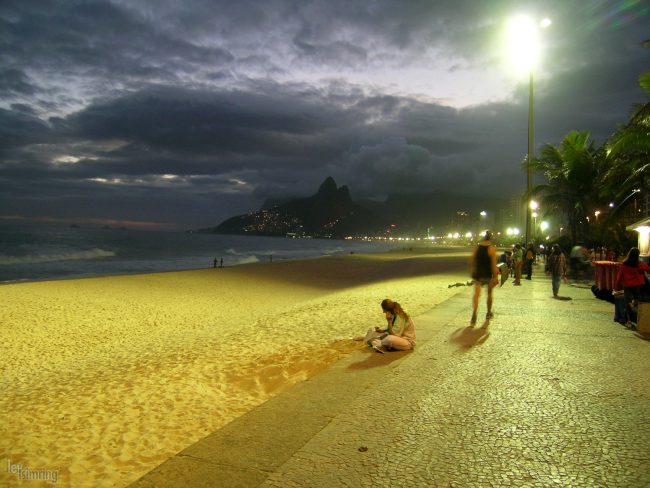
[367,298,416,353]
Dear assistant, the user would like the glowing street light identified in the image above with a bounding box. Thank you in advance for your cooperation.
[507,16,551,247]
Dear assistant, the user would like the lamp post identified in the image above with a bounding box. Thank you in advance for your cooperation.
[479,210,487,236]
[507,16,551,247]
[526,69,534,246]
[530,200,539,243]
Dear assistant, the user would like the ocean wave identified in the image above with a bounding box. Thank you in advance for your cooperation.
[233,255,260,265]
[0,248,116,265]
[320,246,346,255]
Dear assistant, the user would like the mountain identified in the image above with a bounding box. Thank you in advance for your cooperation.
[203,177,384,237]
[200,177,507,238]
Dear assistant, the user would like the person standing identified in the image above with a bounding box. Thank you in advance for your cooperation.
[470,231,499,324]
[524,243,535,280]
[512,243,523,285]
[614,247,650,328]
[546,244,568,298]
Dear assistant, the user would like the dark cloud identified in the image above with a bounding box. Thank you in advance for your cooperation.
[0,107,52,153]
[0,68,37,96]
[0,0,648,228]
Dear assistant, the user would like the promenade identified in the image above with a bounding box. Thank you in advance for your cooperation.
[131,273,650,487]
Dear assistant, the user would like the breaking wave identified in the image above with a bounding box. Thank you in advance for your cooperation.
[0,248,116,265]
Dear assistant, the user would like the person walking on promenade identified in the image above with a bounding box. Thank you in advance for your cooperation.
[367,299,416,353]
[546,244,568,298]
[614,247,650,329]
[512,243,523,285]
[470,231,499,324]
[524,243,535,280]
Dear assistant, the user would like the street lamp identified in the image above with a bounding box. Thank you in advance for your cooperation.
[507,15,551,247]
[540,221,549,239]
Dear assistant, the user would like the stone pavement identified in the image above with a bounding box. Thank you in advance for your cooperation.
[130,274,650,487]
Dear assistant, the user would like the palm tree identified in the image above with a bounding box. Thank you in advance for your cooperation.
[603,41,650,217]
[529,130,603,243]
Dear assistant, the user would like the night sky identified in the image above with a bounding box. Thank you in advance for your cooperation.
[1,0,648,230]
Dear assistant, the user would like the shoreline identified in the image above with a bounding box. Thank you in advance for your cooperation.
[0,244,474,286]
[1,249,472,487]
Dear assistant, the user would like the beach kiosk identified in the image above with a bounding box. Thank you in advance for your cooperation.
[626,216,650,257]
[593,217,650,291]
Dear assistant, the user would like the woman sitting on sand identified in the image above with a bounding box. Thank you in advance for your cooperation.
[365,299,416,353]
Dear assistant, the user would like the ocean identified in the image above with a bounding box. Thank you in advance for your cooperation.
[0,223,404,283]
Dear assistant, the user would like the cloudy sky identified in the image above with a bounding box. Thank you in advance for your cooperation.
[1,0,648,230]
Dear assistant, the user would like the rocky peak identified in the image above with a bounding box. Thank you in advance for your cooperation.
[317,176,338,196]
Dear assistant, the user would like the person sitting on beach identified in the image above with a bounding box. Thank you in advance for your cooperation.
[365,299,416,353]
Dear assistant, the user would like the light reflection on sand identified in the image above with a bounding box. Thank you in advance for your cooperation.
[0,250,470,487]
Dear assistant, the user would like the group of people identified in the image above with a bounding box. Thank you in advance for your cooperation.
[496,242,537,286]
[365,233,647,353]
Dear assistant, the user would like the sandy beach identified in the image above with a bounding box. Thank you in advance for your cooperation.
[1,249,471,487]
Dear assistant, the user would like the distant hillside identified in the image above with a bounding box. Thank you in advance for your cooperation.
[201,177,384,238]
[199,177,506,238]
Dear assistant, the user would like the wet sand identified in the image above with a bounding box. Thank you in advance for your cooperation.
[0,249,471,487]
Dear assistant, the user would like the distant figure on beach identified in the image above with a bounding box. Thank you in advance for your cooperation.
[364,299,416,353]
[470,231,499,324]
[512,243,523,285]
[546,244,568,298]
[614,247,650,329]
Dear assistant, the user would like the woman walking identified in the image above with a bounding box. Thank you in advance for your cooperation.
[545,244,567,298]
[470,231,499,324]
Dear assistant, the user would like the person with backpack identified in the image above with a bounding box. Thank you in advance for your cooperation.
[470,231,499,324]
